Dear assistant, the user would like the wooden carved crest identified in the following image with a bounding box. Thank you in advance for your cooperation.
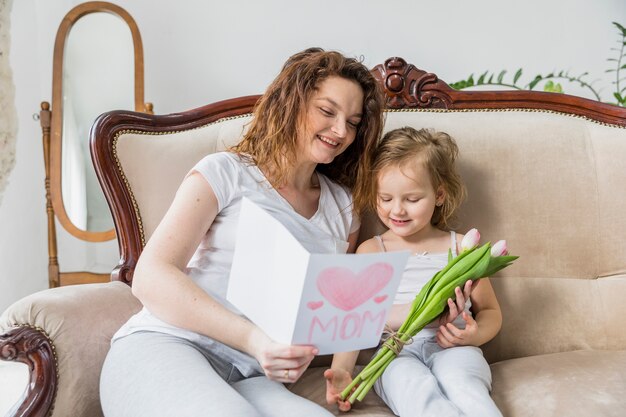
[371,57,453,109]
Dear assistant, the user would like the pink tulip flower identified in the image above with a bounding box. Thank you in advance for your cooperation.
[491,240,509,257]
[461,228,481,252]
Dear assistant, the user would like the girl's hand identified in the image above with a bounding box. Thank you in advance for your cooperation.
[324,368,354,412]
[249,329,318,383]
[436,311,479,348]
[438,280,473,325]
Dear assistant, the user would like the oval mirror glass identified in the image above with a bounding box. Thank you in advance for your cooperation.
[61,12,133,232]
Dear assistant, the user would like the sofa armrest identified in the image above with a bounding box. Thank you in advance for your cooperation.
[0,281,141,417]
[0,326,55,417]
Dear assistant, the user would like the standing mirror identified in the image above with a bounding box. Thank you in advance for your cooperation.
[40,1,152,287]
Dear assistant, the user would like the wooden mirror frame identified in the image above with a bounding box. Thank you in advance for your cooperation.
[48,1,148,242]
[39,1,152,287]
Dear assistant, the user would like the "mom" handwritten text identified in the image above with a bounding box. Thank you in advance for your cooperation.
[307,309,387,343]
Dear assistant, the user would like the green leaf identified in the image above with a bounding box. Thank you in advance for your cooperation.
[488,74,494,84]
[450,81,465,90]
[615,92,624,102]
[513,68,523,84]
[422,248,493,312]
[467,74,475,87]
[477,71,488,85]
[497,70,507,83]
[483,255,519,277]
[399,246,480,333]
[543,80,564,93]
[446,245,491,282]
[606,69,617,73]
[528,75,542,90]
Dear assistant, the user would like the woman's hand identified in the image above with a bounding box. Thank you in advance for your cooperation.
[436,311,479,348]
[248,328,318,383]
[324,368,354,412]
[438,280,473,326]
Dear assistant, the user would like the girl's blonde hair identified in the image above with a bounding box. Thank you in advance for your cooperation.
[230,47,384,215]
[368,127,467,230]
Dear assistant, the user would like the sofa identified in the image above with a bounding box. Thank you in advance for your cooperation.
[2,57,626,417]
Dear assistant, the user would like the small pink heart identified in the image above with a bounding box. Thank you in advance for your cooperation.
[307,301,324,310]
[374,295,388,304]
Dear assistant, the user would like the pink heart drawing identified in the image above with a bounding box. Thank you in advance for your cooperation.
[307,301,324,310]
[374,295,388,304]
[316,263,393,311]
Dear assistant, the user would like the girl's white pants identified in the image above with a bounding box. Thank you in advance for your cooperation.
[374,337,502,417]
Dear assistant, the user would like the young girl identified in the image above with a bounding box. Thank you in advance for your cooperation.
[325,127,503,417]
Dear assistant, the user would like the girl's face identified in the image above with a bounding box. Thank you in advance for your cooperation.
[376,162,444,239]
[297,76,364,165]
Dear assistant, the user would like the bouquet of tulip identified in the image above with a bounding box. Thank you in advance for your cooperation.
[340,229,518,403]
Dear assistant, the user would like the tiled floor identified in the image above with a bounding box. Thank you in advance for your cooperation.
[0,360,28,415]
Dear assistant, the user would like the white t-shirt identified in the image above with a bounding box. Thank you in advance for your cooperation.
[113,152,359,375]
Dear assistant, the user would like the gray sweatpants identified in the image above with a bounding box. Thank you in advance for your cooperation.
[373,337,502,417]
[99,331,333,417]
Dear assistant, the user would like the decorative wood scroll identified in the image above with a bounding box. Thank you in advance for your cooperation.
[371,57,453,109]
[0,326,57,417]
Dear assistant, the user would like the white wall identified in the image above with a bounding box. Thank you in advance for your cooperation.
[2,0,625,311]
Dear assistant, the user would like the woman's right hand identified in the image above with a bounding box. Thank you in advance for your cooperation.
[248,327,318,383]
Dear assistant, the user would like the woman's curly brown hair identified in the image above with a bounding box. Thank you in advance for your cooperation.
[230,47,385,215]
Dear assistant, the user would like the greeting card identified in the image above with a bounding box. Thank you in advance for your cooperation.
[227,197,409,354]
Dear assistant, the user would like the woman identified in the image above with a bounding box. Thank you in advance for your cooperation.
[100,47,385,416]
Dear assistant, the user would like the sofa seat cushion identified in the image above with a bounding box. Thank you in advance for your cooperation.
[491,349,626,417]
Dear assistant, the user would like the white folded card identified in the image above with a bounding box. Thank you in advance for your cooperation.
[227,197,409,354]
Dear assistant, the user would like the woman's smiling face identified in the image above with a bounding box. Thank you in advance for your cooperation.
[297,76,364,165]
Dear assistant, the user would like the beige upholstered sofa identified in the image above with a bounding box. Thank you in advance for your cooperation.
[2,57,626,417]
